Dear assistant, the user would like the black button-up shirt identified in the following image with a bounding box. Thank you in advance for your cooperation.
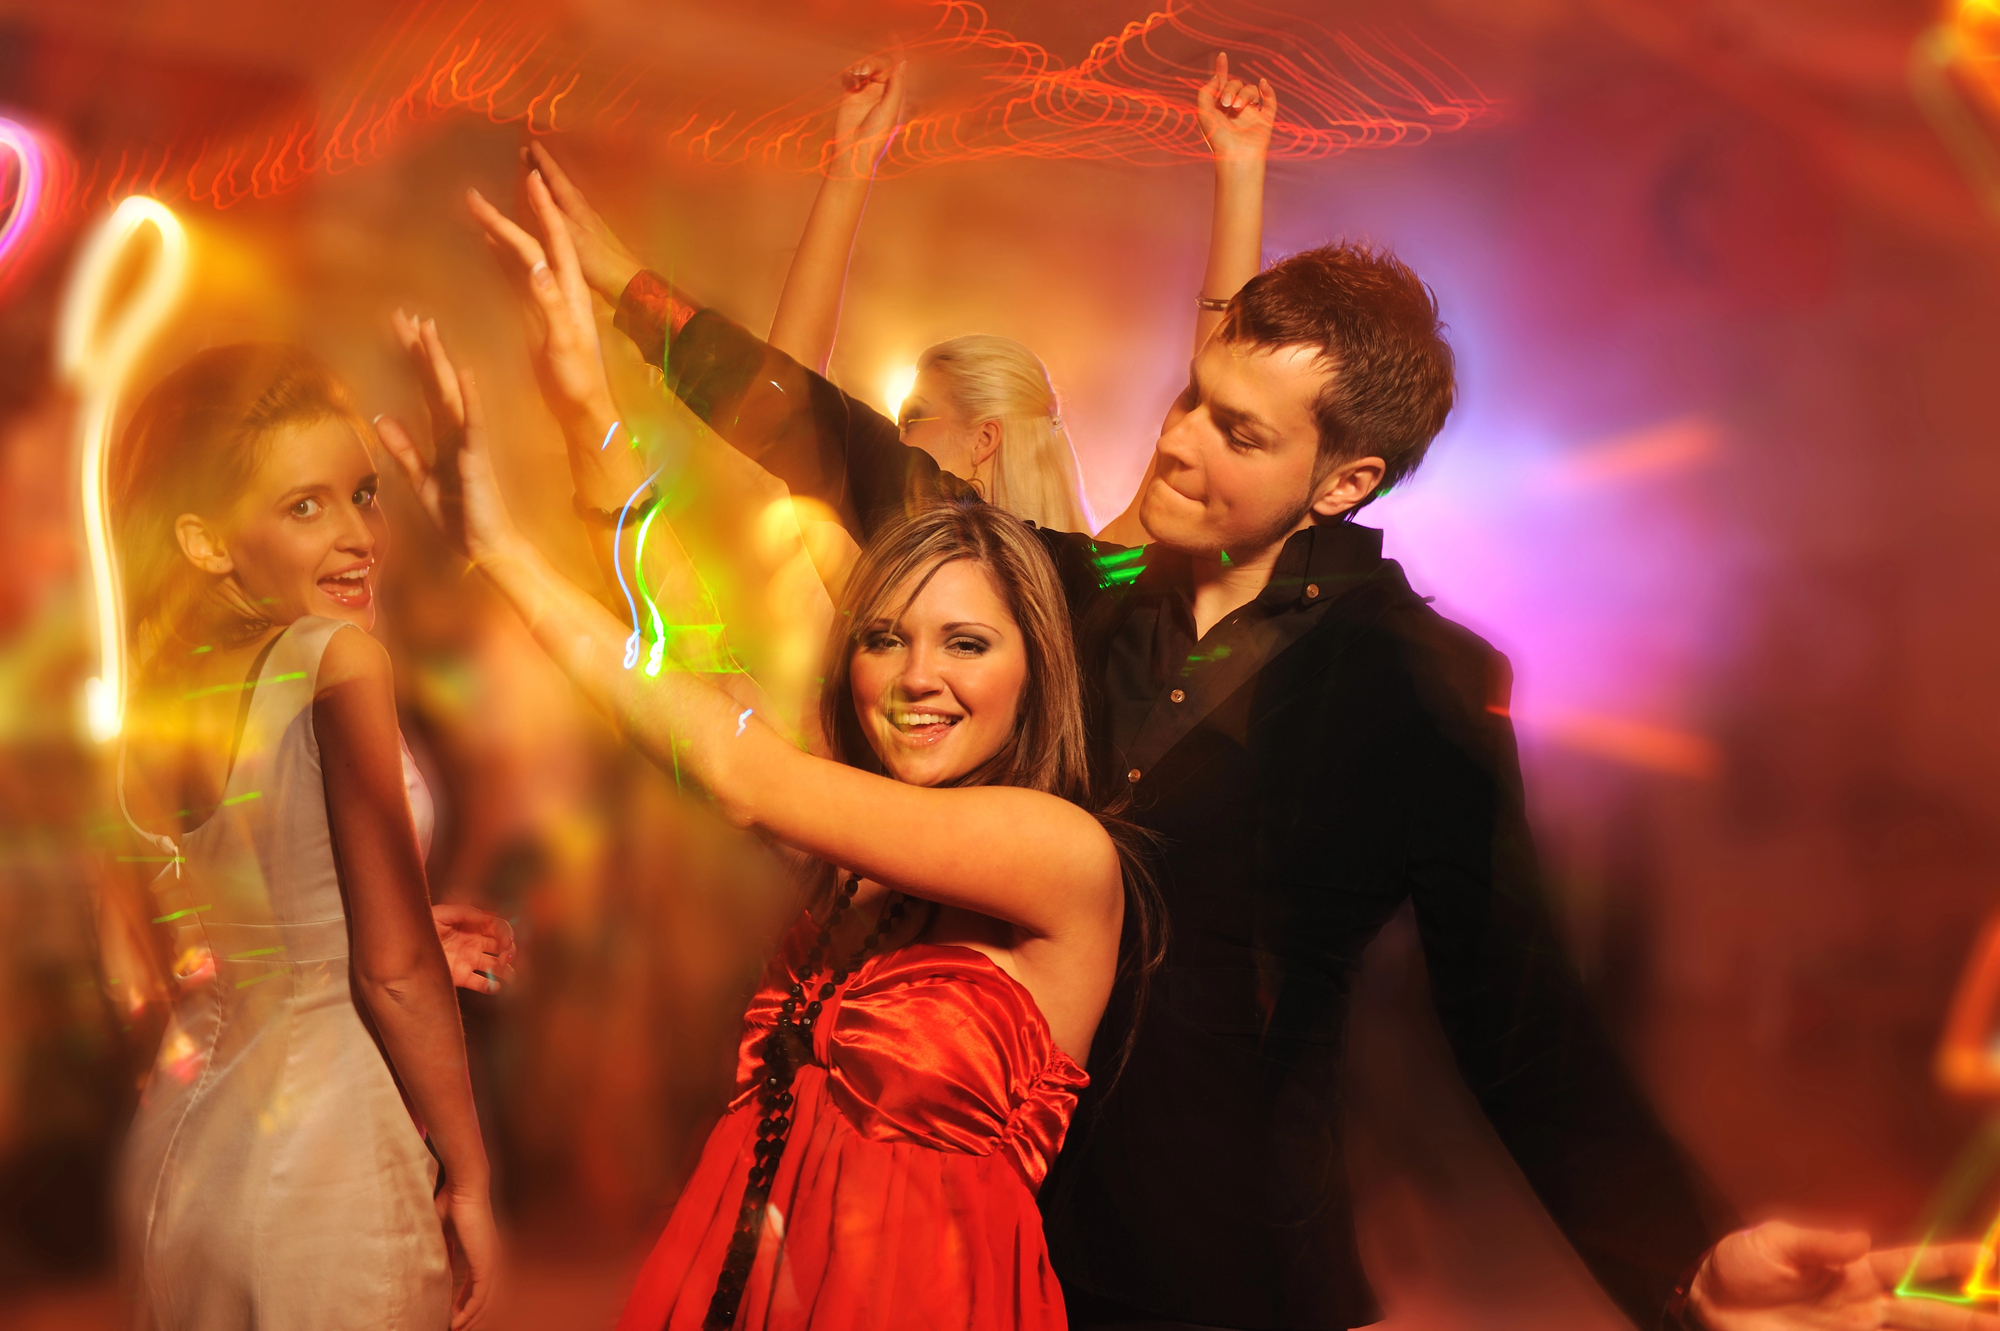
[1106,525,1386,783]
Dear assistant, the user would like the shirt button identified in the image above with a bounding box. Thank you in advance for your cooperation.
[1170,689,1186,703]
[1126,768,1142,784]
[1306,583,1320,599]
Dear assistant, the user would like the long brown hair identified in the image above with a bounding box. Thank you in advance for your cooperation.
[818,498,1165,1077]
[111,343,362,666]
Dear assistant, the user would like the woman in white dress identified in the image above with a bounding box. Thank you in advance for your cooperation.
[110,344,496,1330]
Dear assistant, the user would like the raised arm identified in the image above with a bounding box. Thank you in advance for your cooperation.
[1195,52,1275,350]
[315,626,494,1330]
[768,60,906,374]
[375,333,1119,943]
[1094,53,1274,547]
[530,144,963,544]
[453,180,810,735]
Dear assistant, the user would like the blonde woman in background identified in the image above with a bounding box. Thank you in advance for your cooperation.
[521,50,1278,544]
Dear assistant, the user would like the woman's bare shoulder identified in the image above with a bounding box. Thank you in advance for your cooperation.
[315,623,391,693]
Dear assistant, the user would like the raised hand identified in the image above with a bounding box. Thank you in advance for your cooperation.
[521,142,643,305]
[376,312,516,566]
[1196,51,1277,163]
[431,903,517,995]
[1690,1222,2000,1330]
[466,175,615,443]
[831,58,907,178]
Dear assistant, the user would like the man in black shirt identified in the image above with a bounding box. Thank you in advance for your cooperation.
[511,151,1993,1331]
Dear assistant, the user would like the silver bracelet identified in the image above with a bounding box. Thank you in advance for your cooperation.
[1196,295,1231,312]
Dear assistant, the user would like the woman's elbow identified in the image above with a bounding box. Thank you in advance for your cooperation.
[353,952,443,1008]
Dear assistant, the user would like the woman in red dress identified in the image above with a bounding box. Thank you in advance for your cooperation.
[377,211,1161,1327]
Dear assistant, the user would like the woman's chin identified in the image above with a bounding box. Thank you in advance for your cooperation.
[311,592,376,631]
[877,740,986,788]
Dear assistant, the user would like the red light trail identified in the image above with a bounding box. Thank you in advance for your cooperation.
[38,0,1492,217]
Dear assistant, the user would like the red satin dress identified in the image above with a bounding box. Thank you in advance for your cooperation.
[617,914,1089,1331]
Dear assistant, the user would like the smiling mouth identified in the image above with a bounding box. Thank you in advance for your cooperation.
[319,565,373,608]
[888,709,962,744]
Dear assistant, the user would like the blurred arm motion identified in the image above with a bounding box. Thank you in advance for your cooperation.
[454,174,799,740]
[373,330,1121,944]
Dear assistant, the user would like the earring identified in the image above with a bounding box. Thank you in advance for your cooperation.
[967,460,989,501]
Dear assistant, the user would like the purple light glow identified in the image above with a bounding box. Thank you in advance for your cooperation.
[0,117,46,278]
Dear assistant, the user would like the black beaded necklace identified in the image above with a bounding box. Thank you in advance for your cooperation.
[702,874,907,1329]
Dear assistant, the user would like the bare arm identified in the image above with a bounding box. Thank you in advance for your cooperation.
[447,185,760,689]
[315,627,494,1330]
[376,344,1121,943]
[1195,52,1276,351]
[1094,57,1275,546]
[768,61,907,374]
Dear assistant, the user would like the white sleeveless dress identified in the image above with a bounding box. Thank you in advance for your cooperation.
[119,617,453,1331]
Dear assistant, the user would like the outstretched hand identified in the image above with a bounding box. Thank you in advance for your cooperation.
[1196,51,1277,163]
[466,174,615,442]
[431,903,517,995]
[376,312,516,566]
[521,142,643,305]
[831,58,907,178]
[1692,1222,2000,1330]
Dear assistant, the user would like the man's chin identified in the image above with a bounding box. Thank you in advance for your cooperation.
[1138,491,1211,555]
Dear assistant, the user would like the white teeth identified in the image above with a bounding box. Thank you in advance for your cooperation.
[893,711,958,727]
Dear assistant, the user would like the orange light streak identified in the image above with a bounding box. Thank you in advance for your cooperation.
[52,0,1491,217]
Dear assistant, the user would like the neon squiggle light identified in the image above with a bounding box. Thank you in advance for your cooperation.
[0,118,46,275]
[58,196,190,743]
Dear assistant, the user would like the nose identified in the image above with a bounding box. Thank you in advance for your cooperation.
[333,498,377,555]
[1155,410,1202,473]
[896,639,946,700]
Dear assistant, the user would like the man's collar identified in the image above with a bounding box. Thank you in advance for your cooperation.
[1124,520,1384,607]
[1256,521,1384,609]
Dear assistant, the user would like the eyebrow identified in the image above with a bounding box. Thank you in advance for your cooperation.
[941,621,1000,633]
[275,473,377,504]
[1189,358,1279,444]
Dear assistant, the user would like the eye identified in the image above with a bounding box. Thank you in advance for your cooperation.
[1227,433,1259,453]
[945,634,990,656]
[861,630,904,652]
[289,496,323,519]
[352,481,378,508]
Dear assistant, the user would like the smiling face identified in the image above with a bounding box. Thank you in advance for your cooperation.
[1139,336,1349,559]
[847,556,1030,788]
[182,415,387,632]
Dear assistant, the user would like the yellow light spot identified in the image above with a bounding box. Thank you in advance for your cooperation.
[884,365,917,422]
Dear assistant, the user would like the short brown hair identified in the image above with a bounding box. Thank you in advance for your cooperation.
[1221,242,1455,502]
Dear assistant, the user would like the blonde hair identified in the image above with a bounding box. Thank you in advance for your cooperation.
[919,335,1094,533]
[113,344,363,664]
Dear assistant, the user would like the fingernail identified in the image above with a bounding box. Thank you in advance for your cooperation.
[531,260,553,286]
[371,414,384,426]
